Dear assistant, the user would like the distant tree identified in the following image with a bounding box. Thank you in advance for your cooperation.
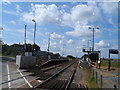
[0,40,4,45]
[54,53,60,58]
[2,43,40,57]
[26,44,33,52]
[67,55,75,59]
[33,44,40,51]
[81,54,88,59]
[26,44,40,52]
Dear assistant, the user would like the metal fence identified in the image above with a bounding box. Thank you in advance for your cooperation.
[81,60,118,89]
[91,69,118,89]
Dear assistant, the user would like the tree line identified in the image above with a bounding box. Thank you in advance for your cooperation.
[2,43,40,57]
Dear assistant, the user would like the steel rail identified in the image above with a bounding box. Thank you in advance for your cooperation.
[33,61,75,89]
[65,61,78,90]
[41,61,69,72]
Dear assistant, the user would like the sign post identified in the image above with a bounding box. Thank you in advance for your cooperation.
[108,49,119,71]
[108,52,110,71]
[98,60,101,69]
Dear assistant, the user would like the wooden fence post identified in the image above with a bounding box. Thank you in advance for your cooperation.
[100,75,102,88]
[96,72,97,84]
[114,84,117,90]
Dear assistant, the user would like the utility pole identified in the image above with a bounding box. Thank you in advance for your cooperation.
[108,51,111,71]
[24,25,27,54]
[93,28,94,51]
[32,19,36,52]
[47,32,53,59]
[32,19,37,56]
[0,27,3,56]
[88,27,99,52]
[0,27,3,37]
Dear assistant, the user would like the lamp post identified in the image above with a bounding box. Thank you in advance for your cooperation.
[88,27,99,52]
[0,26,3,44]
[24,25,27,55]
[0,27,3,56]
[32,19,36,53]
[0,26,3,37]
[47,32,53,59]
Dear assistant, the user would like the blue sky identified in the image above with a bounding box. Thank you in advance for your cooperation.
[1,1,118,58]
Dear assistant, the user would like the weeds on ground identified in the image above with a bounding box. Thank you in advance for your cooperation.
[83,68,99,89]
[101,60,118,68]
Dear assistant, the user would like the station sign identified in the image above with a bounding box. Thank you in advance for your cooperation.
[109,49,119,54]
[82,48,91,52]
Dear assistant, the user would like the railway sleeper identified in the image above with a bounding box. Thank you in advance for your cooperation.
[24,69,52,80]
[60,80,68,89]
[50,80,62,89]
[38,79,57,89]
[78,84,87,89]
[45,79,59,89]
[69,82,78,89]
[53,79,65,89]
[35,73,52,80]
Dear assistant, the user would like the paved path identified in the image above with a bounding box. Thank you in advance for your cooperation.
[1,56,37,89]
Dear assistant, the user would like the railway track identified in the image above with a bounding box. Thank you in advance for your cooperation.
[41,61,70,72]
[32,60,86,89]
[33,61,76,89]
[1,60,71,88]
[1,60,87,89]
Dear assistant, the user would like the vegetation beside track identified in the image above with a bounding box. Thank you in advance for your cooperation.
[83,68,99,89]
[100,59,119,68]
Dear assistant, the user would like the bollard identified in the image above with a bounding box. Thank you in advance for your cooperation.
[96,72,97,84]
[100,75,102,88]
[114,85,117,90]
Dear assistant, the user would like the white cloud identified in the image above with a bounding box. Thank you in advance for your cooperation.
[66,25,101,38]
[63,4,101,38]
[16,5,21,13]
[81,39,87,43]
[71,4,95,25]
[2,0,11,4]
[62,4,97,27]
[21,3,104,39]
[51,32,64,39]
[108,18,117,28]
[22,4,62,25]
[99,2,118,14]
[59,40,63,44]
[10,20,16,25]
[95,40,110,58]
[50,42,61,52]
[21,4,98,32]
[61,4,69,9]
[26,39,33,44]
[67,39,74,44]
[95,40,109,49]
[19,3,117,58]
[3,10,18,16]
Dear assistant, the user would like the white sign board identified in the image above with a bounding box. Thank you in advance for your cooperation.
[98,60,100,63]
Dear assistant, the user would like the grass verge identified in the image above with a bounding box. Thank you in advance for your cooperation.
[83,68,99,89]
[101,61,118,68]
